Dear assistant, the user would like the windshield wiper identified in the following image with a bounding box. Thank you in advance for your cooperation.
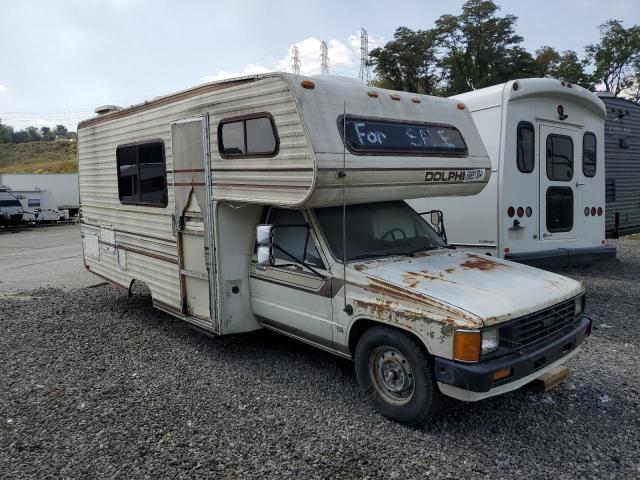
[347,253,390,261]
[393,246,440,257]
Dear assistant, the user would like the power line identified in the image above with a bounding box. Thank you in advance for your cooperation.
[359,28,371,85]
[320,41,329,75]
[291,45,301,75]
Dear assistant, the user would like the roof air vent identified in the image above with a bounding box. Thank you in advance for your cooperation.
[94,105,122,116]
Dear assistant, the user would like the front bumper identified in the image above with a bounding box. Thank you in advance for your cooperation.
[505,245,616,267]
[434,316,591,398]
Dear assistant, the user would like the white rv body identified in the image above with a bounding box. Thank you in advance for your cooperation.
[78,74,591,423]
[409,78,616,266]
[0,186,24,225]
[11,188,61,222]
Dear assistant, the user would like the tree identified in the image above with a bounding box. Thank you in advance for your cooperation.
[25,126,41,142]
[534,46,594,88]
[586,20,640,95]
[55,124,68,137]
[369,27,440,94]
[435,0,536,95]
[40,126,56,141]
[0,120,13,144]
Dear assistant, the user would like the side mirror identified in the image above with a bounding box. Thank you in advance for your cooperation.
[419,209,447,244]
[256,224,274,267]
[430,211,440,226]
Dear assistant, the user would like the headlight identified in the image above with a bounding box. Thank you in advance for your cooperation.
[575,295,585,316]
[481,328,499,355]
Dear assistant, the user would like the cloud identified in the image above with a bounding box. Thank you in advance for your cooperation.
[0,84,7,93]
[201,64,272,83]
[201,32,381,84]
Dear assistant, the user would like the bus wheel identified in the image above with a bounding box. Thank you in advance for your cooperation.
[355,325,441,425]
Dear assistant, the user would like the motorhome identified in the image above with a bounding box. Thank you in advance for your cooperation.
[78,74,591,425]
[12,188,62,222]
[597,92,640,238]
[0,186,24,225]
[410,78,616,267]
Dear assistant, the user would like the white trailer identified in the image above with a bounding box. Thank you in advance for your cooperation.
[409,78,616,267]
[0,173,79,216]
[11,188,62,222]
[0,185,24,225]
[78,74,591,424]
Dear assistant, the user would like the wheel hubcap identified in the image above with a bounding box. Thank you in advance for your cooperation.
[369,346,415,405]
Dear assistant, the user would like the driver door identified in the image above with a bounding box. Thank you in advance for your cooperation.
[249,208,334,350]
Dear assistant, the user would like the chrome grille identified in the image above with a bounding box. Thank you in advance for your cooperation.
[501,298,577,351]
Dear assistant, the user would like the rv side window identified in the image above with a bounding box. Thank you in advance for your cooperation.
[218,113,278,158]
[116,141,167,207]
[582,132,597,178]
[546,134,574,181]
[28,199,40,207]
[516,122,535,173]
[339,115,467,156]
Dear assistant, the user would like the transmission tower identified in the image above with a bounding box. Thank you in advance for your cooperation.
[291,45,301,75]
[320,41,329,75]
[359,28,371,84]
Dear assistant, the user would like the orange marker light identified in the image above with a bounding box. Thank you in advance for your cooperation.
[390,93,401,100]
[411,96,422,103]
[367,91,379,98]
[456,102,466,110]
[493,368,512,381]
[453,330,481,362]
[300,80,315,89]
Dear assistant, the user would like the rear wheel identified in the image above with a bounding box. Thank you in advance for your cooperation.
[355,325,441,425]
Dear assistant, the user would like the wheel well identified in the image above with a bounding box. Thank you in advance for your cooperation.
[348,318,430,357]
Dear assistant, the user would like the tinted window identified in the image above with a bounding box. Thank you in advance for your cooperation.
[246,117,277,153]
[28,199,41,207]
[582,132,597,177]
[340,115,467,156]
[0,193,21,207]
[516,122,535,173]
[268,209,323,268]
[546,187,573,232]
[219,114,278,157]
[546,135,573,181]
[220,122,245,155]
[116,142,166,206]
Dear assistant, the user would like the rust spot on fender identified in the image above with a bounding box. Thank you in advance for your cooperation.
[353,263,366,272]
[445,267,456,274]
[460,253,502,271]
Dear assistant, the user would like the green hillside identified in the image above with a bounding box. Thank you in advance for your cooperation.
[0,140,77,173]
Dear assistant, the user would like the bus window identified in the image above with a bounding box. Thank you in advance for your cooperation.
[516,122,535,173]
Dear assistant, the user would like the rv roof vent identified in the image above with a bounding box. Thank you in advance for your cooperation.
[94,105,122,116]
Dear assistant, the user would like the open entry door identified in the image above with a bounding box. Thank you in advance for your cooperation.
[171,116,218,332]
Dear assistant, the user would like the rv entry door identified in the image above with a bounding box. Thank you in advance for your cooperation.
[539,124,580,241]
[171,116,218,332]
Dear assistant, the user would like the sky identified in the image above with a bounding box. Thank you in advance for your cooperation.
[1,0,639,131]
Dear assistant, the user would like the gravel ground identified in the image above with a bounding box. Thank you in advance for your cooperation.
[1,240,639,479]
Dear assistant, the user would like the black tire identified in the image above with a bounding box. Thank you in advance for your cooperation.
[354,325,441,426]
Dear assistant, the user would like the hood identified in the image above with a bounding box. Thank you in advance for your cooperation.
[353,250,583,326]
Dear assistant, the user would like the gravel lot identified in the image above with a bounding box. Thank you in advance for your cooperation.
[1,238,639,479]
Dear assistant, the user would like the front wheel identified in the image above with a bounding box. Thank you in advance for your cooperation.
[355,326,441,425]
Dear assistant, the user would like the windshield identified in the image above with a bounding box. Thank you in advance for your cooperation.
[314,201,445,262]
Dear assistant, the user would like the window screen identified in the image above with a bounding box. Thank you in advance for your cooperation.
[340,115,467,156]
[546,187,574,232]
[546,134,574,181]
[582,132,597,178]
[116,141,167,206]
[219,114,278,157]
[516,122,535,173]
[268,208,323,268]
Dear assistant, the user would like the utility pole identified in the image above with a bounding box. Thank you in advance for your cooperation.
[359,28,370,85]
[320,41,329,75]
[291,45,301,75]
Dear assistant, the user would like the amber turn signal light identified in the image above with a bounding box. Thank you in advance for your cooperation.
[453,330,481,362]
[300,80,315,89]
[492,368,512,381]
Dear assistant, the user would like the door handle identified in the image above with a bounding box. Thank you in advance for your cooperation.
[575,181,585,187]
